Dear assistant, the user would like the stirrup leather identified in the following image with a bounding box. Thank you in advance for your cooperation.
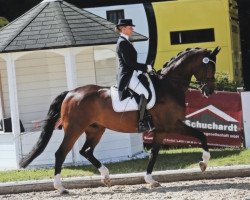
[144,114,155,132]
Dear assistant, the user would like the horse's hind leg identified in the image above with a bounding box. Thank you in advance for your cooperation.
[144,132,164,188]
[79,124,111,186]
[54,129,83,194]
[176,121,210,172]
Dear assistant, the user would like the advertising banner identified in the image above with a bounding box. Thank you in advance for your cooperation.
[143,90,244,148]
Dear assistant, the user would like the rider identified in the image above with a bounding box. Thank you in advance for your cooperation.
[115,19,155,133]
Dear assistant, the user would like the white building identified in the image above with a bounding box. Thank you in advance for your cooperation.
[0,0,148,170]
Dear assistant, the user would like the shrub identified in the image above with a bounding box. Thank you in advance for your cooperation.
[190,72,243,92]
[215,72,243,92]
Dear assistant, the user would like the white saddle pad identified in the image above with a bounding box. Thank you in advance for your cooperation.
[111,76,156,112]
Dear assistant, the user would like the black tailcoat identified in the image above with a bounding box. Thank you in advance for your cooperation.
[116,36,148,100]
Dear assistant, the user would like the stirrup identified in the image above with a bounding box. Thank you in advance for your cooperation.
[147,121,155,132]
[138,121,149,133]
[145,115,155,132]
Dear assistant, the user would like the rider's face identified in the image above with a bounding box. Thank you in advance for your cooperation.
[121,26,134,37]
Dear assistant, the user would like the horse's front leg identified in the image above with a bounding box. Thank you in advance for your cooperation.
[176,121,210,172]
[145,141,161,188]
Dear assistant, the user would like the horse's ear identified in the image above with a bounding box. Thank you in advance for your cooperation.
[210,46,221,57]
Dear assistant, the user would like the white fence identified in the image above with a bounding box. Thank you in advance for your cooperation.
[241,92,250,147]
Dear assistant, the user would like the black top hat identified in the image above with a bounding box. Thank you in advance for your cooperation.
[116,19,135,27]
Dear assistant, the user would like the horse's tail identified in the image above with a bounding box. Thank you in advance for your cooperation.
[19,91,69,168]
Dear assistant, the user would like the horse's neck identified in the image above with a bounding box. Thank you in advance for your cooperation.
[155,63,193,105]
[156,50,203,104]
[166,63,193,87]
[153,74,186,106]
[165,50,199,83]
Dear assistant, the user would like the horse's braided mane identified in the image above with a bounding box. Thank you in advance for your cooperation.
[158,47,208,77]
[163,47,202,68]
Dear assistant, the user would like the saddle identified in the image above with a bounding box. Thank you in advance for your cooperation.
[110,74,156,112]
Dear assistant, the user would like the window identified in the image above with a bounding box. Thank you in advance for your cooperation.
[170,28,215,45]
[106,10,124,24]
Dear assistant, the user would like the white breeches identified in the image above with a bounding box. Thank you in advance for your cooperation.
[128,71,149,99]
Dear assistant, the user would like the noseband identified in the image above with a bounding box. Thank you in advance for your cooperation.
[196,57,216,86]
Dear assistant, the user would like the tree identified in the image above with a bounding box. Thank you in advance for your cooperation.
[0,16,9,28]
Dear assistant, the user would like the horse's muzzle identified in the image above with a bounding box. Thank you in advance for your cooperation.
[201,84,215,97]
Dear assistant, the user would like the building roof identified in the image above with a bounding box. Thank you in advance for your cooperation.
[0,0,147,53]
[72,0,174,8]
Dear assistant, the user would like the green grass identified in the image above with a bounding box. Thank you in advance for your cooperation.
[0,147,250,183]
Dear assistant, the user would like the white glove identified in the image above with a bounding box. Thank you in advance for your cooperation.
[147,65,153,73]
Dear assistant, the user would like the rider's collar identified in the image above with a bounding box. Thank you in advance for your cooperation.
[120,33,129,41]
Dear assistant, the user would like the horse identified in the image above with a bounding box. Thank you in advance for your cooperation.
[19,46,221,194]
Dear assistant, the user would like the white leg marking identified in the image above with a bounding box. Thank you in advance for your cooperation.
[98,165,111,187]
[144,174,155,184]
[202,151,211,164]
[54,174,68,194]
[144,174,161,187]
[199,151,211,172]
[98,165,110,179]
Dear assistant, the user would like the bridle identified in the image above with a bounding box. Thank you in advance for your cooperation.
[152,55,216,91]
[152,46,220,95]
[194,56,216,90]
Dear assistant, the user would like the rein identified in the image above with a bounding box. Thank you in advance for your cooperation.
[163,76,203,90]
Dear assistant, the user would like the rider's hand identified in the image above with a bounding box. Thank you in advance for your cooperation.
[147,65,153,73]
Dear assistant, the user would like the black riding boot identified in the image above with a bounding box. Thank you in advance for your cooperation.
[138,94,155,133]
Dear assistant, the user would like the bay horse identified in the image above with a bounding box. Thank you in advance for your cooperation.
[20,47,220,194]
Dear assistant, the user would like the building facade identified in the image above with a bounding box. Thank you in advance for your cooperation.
[86,0,243,82]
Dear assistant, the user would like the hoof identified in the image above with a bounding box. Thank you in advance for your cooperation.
[145,174,161,188]
[102,178,112,187]
[60,189,69,195]
[54,186,69,195]
[150,181,161,188]
[199,161,207,172]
